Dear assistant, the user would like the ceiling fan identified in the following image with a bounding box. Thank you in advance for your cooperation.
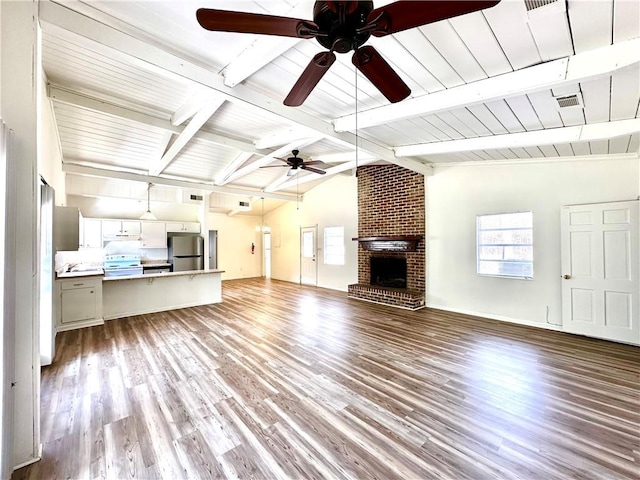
[260,150,326,176]
[196,1,500,106]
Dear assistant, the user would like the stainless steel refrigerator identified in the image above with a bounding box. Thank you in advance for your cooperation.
[168,234,204,272]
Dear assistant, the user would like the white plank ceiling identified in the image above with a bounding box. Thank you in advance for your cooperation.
[39,0,640,214]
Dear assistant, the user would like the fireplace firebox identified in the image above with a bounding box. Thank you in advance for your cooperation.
[370,257,407,289]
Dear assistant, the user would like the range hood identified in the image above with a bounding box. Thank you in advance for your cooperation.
[102,234,141,242]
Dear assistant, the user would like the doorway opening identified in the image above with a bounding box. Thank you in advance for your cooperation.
[208,230,218,270]
[263,232,271,278]
[39,180,54,365]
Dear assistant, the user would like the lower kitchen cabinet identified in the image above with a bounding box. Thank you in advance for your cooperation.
[55,276,104,331]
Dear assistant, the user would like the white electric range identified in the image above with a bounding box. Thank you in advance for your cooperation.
[103,254,142,278]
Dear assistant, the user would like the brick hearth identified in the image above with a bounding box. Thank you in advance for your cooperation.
[348,165,426,310]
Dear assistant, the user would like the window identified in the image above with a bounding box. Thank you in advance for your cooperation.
[324,226,344,265]
[477,211,533,279]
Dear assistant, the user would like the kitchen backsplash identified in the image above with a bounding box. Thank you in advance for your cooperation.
[55,246,168,270]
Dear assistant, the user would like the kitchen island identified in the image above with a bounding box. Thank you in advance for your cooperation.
[102,269,224,320]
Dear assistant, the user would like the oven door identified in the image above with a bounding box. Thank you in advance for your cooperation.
[104,266,143,278]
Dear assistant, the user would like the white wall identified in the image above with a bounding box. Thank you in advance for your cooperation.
[266,174,358,291]
[426,157,640,328]
[67,194,200,221]
[208,212,264,280]
[39,77,65,203]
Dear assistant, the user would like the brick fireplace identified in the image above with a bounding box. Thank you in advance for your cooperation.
[348,165,426,310]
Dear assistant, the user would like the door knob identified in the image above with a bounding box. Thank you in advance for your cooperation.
[562,274,571,279]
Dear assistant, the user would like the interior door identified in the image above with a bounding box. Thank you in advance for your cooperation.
[300,226,317,286]
[39,183,54,365]
[561,200,639,344]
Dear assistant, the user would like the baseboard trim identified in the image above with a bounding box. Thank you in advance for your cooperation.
[56,318,104,332]
[426,303,563,332]
[13,444,42,471]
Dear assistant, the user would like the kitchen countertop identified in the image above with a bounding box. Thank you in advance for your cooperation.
[56,269,104,279]
[102,269,224,282]
[141,261,171,267]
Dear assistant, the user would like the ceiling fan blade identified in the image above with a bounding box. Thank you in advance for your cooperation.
[301,165,326,175]
[196,9,319,38]
[259,165,290,168]
[352,46,410,103]
[364,1,500,37]
[284,51,336,106]
[301,160,323,166]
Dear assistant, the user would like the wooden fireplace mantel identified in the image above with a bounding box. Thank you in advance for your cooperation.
[352,235,423,252]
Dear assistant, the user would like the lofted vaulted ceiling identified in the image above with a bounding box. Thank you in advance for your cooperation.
[40,0,640,214]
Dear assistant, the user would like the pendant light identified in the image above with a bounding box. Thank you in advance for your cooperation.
[140,182,157,220]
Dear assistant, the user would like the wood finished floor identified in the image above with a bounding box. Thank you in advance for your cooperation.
[15,278,640,480]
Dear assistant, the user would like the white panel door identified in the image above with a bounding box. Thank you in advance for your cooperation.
[561,200,639,344]
[300,226,317,286]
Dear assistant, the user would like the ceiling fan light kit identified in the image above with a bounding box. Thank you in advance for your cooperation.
[196,1,501,106]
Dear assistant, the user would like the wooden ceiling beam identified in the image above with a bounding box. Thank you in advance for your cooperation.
[151,98,225,176]
[334,37,640,132]
[62,163,298,202]
[219,138,323,186]
[395,118,640,157]
[48,86,268,155]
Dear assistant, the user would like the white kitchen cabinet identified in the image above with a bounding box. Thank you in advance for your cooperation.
[166,222,200,233]
[141,221,167,248]
[54,206,81,251]
[102,219,141,236]
[55,277,104,331]
[82,218,102,248]
[122,220,141,234]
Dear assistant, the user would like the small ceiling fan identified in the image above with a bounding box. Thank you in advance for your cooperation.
[260,150,326,176]
[197,1,500,107]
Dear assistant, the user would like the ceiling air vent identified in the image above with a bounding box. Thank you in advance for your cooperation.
[524,0,558,12]
[182,190,204,204]
[554,92,584,110]
[238,201,250,207]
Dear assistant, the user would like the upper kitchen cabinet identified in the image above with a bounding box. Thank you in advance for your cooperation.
[166,222,200,233]
[54,206,81,251]
[141,221,166,248]
[102,219,141,237]
[81,218,102,248]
